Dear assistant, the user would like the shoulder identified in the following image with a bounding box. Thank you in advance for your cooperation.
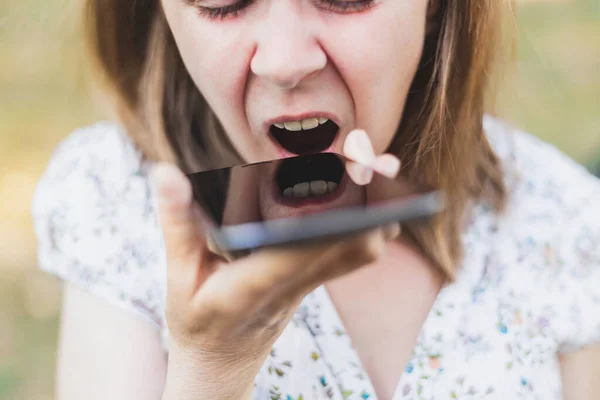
[32,121,157,247]
[483,114,599,222]
[32,122,168,336]
[35,121,145,188]
[481,115,600,352]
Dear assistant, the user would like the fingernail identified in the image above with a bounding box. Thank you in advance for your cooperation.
[384,223,401,241]
[372,154,401,178]
[150,163,190,206]
[361,167,374,184]
[344,130,375,165]
[346,161,373,185]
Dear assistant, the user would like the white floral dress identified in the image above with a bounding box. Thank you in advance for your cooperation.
[32,116,600,399]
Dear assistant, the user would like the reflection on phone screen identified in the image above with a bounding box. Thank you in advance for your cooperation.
[188,152,431,227]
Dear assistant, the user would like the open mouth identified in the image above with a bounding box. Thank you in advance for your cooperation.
[269,117,340,155]
[274,152,346,206]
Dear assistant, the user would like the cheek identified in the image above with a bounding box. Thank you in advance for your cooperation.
[327,4,427,152]
[163,4,251,128]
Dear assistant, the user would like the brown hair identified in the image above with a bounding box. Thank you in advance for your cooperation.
[86,0,512,280]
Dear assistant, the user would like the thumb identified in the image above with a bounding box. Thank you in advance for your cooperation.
[150,163,207,273]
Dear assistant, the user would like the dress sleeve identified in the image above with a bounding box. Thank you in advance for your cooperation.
[554,177,600,353]
[31,122,167,330]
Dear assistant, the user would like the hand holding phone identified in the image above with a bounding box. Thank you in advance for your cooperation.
[152,130,441,398]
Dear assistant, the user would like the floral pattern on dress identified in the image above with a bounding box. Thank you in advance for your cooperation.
[32,116,600,399]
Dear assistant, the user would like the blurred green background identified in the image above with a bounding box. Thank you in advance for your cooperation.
[0,0,599,399]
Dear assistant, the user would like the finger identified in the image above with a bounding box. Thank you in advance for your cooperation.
[371,154,401,179]
[207,226,389,311]
[343,129,376,165]
[345,160,374,185]
[382,222,402,241]
[150,163,208,286]
[277,228,390,300]
[199,237,335,302]
[222,163,262,226]
[259,222,401,304]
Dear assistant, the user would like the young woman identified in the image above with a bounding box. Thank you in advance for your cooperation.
[32,1,600,399]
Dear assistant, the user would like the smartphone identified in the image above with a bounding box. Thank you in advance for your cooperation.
[187,152,444,256]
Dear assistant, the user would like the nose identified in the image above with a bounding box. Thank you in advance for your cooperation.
[250,3,326,90]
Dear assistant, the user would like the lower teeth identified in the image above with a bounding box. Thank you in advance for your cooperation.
[283,181,338,198]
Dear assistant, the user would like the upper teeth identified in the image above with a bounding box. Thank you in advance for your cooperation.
[274,118,329,131]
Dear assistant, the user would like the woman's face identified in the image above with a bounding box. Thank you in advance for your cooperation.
[162,0,432,163]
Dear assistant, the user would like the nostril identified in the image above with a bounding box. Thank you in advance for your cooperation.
[270,120,339,155]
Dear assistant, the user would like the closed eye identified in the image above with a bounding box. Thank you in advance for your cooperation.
[191,0,376,21]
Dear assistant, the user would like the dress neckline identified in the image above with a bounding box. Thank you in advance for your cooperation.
[299,200,496,399]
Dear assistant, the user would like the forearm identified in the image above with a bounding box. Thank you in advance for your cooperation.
[161,346,260,400]
[560,343,600,400]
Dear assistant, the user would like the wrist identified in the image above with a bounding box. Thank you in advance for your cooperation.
[162,341,263,400]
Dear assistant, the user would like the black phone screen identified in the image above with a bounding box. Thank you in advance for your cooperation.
[187,152,441,230]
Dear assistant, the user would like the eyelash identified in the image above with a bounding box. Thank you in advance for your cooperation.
[195,0,375,20]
